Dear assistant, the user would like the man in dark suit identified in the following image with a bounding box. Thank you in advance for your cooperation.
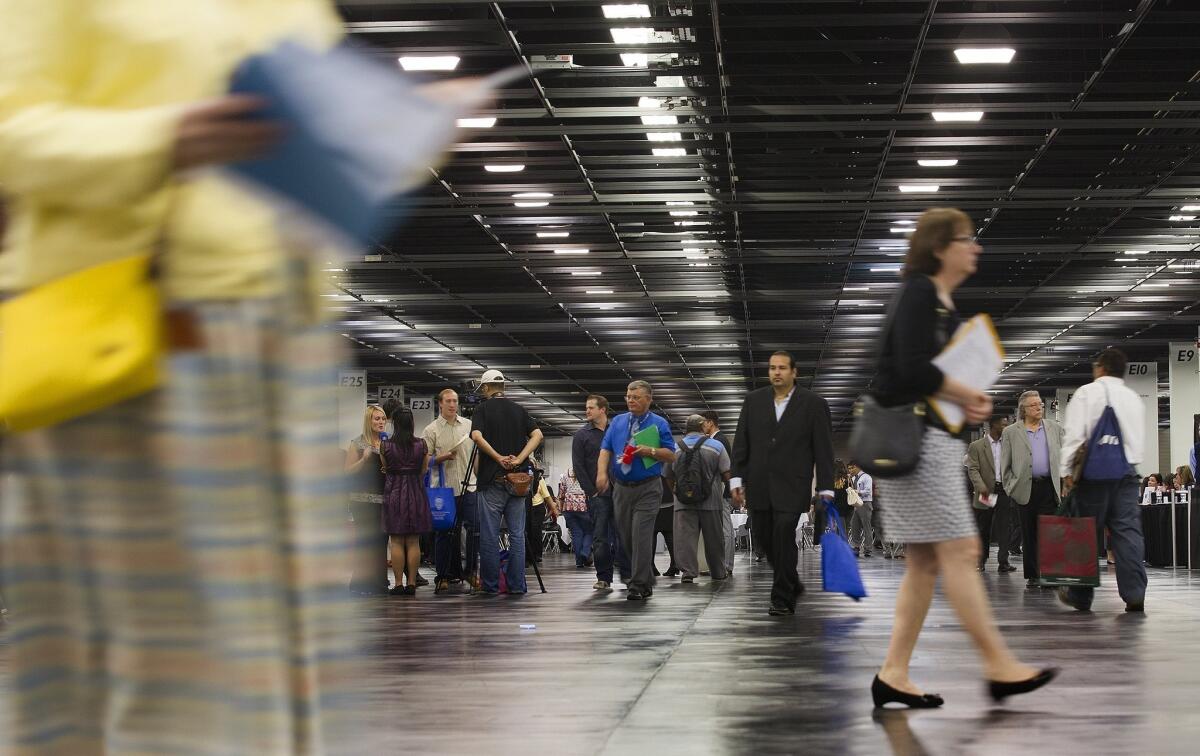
[732,351,836,616]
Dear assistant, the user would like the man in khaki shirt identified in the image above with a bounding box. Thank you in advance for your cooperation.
[421,389,475,592]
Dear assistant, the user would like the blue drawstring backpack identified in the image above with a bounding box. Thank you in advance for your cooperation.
[425,462,457,532]
[1080,384,1129,481]
[821,503,867,601]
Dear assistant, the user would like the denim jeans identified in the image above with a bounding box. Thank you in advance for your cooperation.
[588,494,629,583]
[563,511,594,566]
[478,484,527,593]
[1066,474,1146,608]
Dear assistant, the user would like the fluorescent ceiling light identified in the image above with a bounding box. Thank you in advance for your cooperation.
[844,287,870,292]
[457,117,497,128]
[917,159,959,167]
[571,271,602,276]
[1076,289,1097,294]
[1181,205,1200,211]
[656,75,685,87]
[513,192,552,198]
[638,97,662,108]
[484,164,525,173]
[899,185,940,193]
[537,231,569,238]
[586,289,614,295]
[931,111,984,122]
[871,265,901,272]
[893,220,915,225]
[620,53,649,67]
[554,249,589,255]
[667,201,695,206]
[671,210,699,217]
[890,227,912,233]
[1141,283,1170,288]
[1169,215,1196,221]
[647,132,682,142]
[611,27,652,44]
[602,4,651,18]
[653,148,687,157]
[953,48,1016,64]
[398,56,460,71]
[641,114,678,125]
[1122,250,1149,255]
[514,201,547,207]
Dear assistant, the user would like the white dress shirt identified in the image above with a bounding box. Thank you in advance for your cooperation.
[990,437,1002,480]
[1059,375,1144,479]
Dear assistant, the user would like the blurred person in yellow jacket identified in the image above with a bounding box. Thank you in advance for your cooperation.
[0,2,372,753]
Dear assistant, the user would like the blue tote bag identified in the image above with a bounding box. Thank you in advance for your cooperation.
[821,504,867,601]
[425,462,457,532]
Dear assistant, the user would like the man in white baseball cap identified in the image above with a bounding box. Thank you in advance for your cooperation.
[469,368,543,594]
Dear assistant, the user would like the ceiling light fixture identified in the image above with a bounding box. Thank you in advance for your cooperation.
[514,201,548,207]
[917,159,959,167]
[1181,205,1200,212]
[953,48,1016,64]
[652,148,687,157]
[898,185,940,193]
[398,56,461,71]
[844,287,870,292]
[571,271,602,276]
[457,117,496,128]
[1169,215,1196,221]
[1122,250,1149,255]
[586,289,614,295]
[893,220,915,225]
[641,114,679,126]
[537,231,569,238]
[671,210,699,217]
[931,111,984,122]
[484,164,525,173]
[890,227,912,233]
[647,132,683,142]
[554,249,589,255]
[870,265,902,272]
[621,53,649,67]
[602,4,651,18]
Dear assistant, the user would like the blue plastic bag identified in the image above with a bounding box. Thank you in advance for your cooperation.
[425,462,457,532]
[821,504,867,601]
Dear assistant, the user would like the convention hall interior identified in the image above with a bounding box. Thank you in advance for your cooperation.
[4,1,1200,755]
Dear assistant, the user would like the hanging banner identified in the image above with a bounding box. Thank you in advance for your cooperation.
[1124,362,1158,476]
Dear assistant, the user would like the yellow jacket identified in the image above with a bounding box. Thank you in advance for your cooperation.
[0,0,343,301]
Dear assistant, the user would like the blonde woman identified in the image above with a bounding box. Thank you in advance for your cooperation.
[345,405,389,595]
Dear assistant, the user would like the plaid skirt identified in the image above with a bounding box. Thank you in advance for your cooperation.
[876,427,977,544]
[0,270,361,754]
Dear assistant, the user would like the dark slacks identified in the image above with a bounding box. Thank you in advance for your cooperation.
[434,494,477,580]
[751,506,803,610]
[1066,474,1147,608]
[653,504,678,574]
[589,493,629,584]
[348,499,388,593]
[974,488,1014,568]
[1018,477,1059,580]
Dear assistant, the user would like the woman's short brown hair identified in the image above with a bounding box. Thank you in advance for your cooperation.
[903,207,973,278]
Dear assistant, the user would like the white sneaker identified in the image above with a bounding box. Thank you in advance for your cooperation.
[593,580,611,590]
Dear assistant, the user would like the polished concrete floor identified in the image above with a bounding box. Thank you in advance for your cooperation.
[4,549,1200,755]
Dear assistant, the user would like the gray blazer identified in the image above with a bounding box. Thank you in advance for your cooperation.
[966,436,999,508]
[1000,419,1063,506]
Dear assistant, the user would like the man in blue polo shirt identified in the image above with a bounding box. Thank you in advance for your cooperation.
[596,380,677,601]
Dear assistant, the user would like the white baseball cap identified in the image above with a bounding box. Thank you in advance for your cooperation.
[479,369,508,385]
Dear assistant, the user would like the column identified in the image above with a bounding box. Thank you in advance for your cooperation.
[1168,342,1200,472]
[1124,362,1159,477]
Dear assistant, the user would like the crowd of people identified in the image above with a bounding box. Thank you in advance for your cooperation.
[331,208,1187,714]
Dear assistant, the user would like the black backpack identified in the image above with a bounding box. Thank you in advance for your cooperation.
[674,437,712,506]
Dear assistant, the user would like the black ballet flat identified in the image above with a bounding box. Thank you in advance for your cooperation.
[871,675,944,709]
[988,667,1059,703]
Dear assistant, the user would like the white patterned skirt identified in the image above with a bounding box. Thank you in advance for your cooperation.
[876,427,976,543]
[0,263,363,754]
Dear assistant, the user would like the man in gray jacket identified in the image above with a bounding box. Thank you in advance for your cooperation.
[1000,391,1064,587]
[967,416,1017,573]
[669,415,731,583]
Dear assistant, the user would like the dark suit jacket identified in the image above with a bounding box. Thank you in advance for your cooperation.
[731,385,835,514]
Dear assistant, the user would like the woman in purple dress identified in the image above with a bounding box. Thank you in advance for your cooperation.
[381,407,433,595]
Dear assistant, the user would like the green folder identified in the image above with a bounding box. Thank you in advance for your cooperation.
[631,424,661,469]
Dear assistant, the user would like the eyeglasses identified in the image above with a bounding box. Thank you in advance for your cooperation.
[952,235,979,244]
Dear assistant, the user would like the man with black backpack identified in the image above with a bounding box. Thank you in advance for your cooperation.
[1057,348,1147,613]
[669,414,732,583]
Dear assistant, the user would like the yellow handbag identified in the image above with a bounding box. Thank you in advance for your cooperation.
[0,254,163,433]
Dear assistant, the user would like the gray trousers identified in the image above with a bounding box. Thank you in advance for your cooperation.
[613,479,663,593]
[721,505,735,572]
[850,501,875,554]
[674,509,729,580]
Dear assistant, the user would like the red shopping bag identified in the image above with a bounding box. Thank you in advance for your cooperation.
[1037,513,1100,587]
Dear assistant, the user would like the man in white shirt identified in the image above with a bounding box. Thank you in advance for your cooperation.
[847,461,875,558]
[422,388,475,593]
[1058,348,1147,613]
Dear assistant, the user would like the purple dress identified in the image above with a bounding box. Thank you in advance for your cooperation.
[380,438,432,536]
